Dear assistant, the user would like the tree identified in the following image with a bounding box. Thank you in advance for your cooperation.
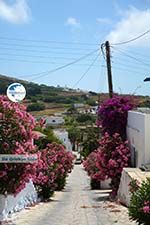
[68,126,81,151]
[81,128,100,159]
[67,104,78,115]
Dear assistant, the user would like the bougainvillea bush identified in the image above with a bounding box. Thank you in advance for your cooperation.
[97,96,134,139]
[34,143,74,199]
[129,178,150,225]
[0,96,37,195]
[83,132,130,196]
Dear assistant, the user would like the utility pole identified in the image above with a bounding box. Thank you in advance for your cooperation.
[105,41,113,98]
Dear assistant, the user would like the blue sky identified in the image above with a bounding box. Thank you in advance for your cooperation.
[1,0,150,95]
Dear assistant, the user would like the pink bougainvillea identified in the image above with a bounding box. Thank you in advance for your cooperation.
[83,132,130,196]
[0,95,37,195]
[97,96,134,139]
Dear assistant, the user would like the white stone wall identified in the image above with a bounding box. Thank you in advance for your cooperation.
[118,168,150,206]
[0,180,38,221]
[127,110,150,167]
[54,129,72,151]
[117,168,134,206]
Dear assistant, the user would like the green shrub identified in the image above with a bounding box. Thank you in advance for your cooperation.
[35,127,61,149]
[86,99,97,106]
[129,178,150,225]
[81,128,100,159]
[76,114,95,123]
[27,103,45,111]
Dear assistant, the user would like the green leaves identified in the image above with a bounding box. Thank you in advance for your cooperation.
[129,178,150,225]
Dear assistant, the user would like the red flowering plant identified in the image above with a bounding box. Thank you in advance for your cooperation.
[0,96,38,195]
[83,132,130,196]
[34,143,74,199]
[97,96,134,140]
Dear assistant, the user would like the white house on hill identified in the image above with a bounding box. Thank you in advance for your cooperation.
[45,116,64,126]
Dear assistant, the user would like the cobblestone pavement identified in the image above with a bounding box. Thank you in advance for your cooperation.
[9,165,137,225]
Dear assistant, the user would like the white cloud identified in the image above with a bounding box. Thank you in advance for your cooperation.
[0,0,31,24]
[106,7,150,47]
[97,17,112,25]
[65,17,81,42]
[65,17,80,27]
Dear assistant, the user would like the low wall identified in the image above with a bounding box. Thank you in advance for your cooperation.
[118,168,150,206]
[0,180,38,221]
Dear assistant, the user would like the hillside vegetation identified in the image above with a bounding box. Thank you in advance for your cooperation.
[0,74,99,115]
[0,74,148,116]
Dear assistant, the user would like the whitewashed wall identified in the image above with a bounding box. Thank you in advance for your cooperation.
[54,129,72,151]
[0,180,38,221]
[127,110,150,167]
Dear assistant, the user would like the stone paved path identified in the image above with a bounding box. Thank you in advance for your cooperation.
[9,165,137,225]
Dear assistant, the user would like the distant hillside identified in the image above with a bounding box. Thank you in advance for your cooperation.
[0,74,90,98]
[0,74,100,115]
[0,74,147,116]
[0,74,68,97]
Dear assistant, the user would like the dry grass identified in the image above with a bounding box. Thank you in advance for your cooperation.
[31,108,65,117]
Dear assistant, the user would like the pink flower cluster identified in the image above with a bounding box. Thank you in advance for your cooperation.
[83,132,130,195]
[142,201,150,214]
[97,96,134,140]
[0,96,74,198]
[34,143,74,197]
[0,95,37,195]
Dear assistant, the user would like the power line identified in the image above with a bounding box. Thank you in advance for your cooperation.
[131,84,143,95]
[111,46,150,68]
[28,49,99,81]
[0,42,95,51]
[0,57,100,67]
[111,29,150,45]
[112,57,150,73]
[0,36,99,46]
[0,52,100,63]
[72,53,100,88]
[0,46,92,56]
[112,47,150,64]
[105,64,146,76]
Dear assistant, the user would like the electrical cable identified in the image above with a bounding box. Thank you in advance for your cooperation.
[0,36,99,46]
[112,47,150,64]
[111,29,150,45]
[0,42,95,51]
[112,57,150,73]
[0,46,93,56]
[104,64,146,76]
[28,49,99,81]
[0,52,102,64]
[111,46,150,68]
[0,57,100,67]
[72,53,100,88]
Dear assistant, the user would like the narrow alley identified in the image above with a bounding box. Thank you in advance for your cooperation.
[9,165,136,225]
